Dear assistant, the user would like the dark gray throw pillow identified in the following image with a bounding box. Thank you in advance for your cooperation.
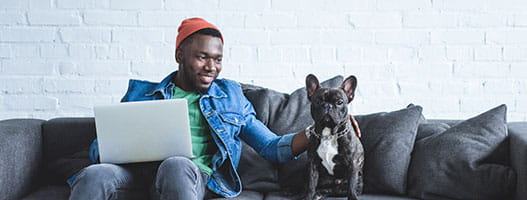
[356,105,423,195]
[407,105,516,200]
[238,76,343,192]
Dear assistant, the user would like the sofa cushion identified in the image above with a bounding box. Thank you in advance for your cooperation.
[407,104,516,200]
[21,185,69,200]
[42,118,96,184]
[355,105,423,195]
[239,76,343,192]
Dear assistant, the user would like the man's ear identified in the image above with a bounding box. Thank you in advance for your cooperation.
[341,75,357,103]
[306,74,320,101]
[175,48,183,64]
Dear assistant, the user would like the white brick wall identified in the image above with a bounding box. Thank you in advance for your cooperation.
[1,0,526,121]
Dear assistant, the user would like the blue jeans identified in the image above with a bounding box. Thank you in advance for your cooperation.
[69,156,214,200]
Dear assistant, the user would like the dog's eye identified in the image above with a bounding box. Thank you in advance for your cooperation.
[336,100,344,105]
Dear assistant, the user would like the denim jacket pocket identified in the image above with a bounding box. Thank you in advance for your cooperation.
[218,112,244,135]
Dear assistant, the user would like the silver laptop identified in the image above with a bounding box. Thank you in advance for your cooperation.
[93,99,193,164]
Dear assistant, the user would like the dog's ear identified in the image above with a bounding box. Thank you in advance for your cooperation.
[341,75,357,103]
[306,74,320,101]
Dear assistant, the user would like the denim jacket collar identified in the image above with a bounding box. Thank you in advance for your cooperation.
[145,71,227,99]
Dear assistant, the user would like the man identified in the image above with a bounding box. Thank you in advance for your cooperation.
[67,18,308,199]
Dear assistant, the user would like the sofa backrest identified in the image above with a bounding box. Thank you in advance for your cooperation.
[41,118,96,184]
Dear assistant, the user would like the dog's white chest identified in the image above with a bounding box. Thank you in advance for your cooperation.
[316,127,339,175]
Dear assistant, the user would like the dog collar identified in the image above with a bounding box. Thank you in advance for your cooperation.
[306,118,352,140]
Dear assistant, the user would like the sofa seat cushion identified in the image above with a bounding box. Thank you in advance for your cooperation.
[263,192,419,200]
[209,190,264,200]
[22,185,69,200]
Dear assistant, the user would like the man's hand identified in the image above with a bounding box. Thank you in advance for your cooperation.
[292,130,308,156]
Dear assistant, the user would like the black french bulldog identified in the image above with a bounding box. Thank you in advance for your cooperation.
[304,74,364,200]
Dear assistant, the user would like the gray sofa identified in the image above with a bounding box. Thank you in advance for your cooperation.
[2,78,526,200]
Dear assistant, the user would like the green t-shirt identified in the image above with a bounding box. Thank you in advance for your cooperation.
[172,86,217,176]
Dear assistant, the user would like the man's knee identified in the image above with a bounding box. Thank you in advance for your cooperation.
[157,156,197,181]
[73,164,122,188]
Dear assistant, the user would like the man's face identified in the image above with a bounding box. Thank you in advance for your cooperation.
[176,34,223,93]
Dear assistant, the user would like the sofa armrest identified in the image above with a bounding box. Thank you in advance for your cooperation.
[509,122,527,200]
[0,119,45,200]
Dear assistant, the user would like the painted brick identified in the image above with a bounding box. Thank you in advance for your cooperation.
[110,0,162,10]
[77,61,130,76]
[220,0,269,10]
[504,47,527,61]
[321,30,374,45]
[361,47,389,63]
[60,28,111,43]
[298,12,348,28]
[512,14,527,27]
[28,11,81,25]
[40,44,69,58]
[376,31,429,45]
[388,47,417,61]
[310,46,336,64]
[337,47,361,62]
[69,44,95,59]
[487,30,527,44]
[453,63,510,78]
[58,61,79,76]
[95,79,130,95]
[474,46,503,61]
[228,46,257,63]
[459,13,508,28]
[0,12,27,25]
[3,95,58,111]
[28,0,52,9]
[510,63,527,78]
[349,13,402,28]
[434,0,487,10]
[223,29,269,45]
[1,27,57,42]
[246,13,296,28]
[11,44,40,58]
[395,63,453,80]
[165,0,219,10]
[334,0,376,11]
[257,46,281,62]
[0,45,10,58]
[112,28,164,43]
[56,0,109,9]
[418,46,447,61]
[403,13,458,28]
[147,44,174,60]
[431,31,484,44]
[377,0,433,10]
[85,11,137,26]
[0,0,526,121]
[0,77,43,94]
[281,47,310,63]
[446,46,474,61]
[130,61,173,77]
[138,12,184,26]
[42,78,96,94]
[1,0,29,9]
[2,60,55,75]
[121,45,148,60]
[270,29,316,45]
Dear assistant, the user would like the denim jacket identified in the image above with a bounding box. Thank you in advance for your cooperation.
[86,71,296,197]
